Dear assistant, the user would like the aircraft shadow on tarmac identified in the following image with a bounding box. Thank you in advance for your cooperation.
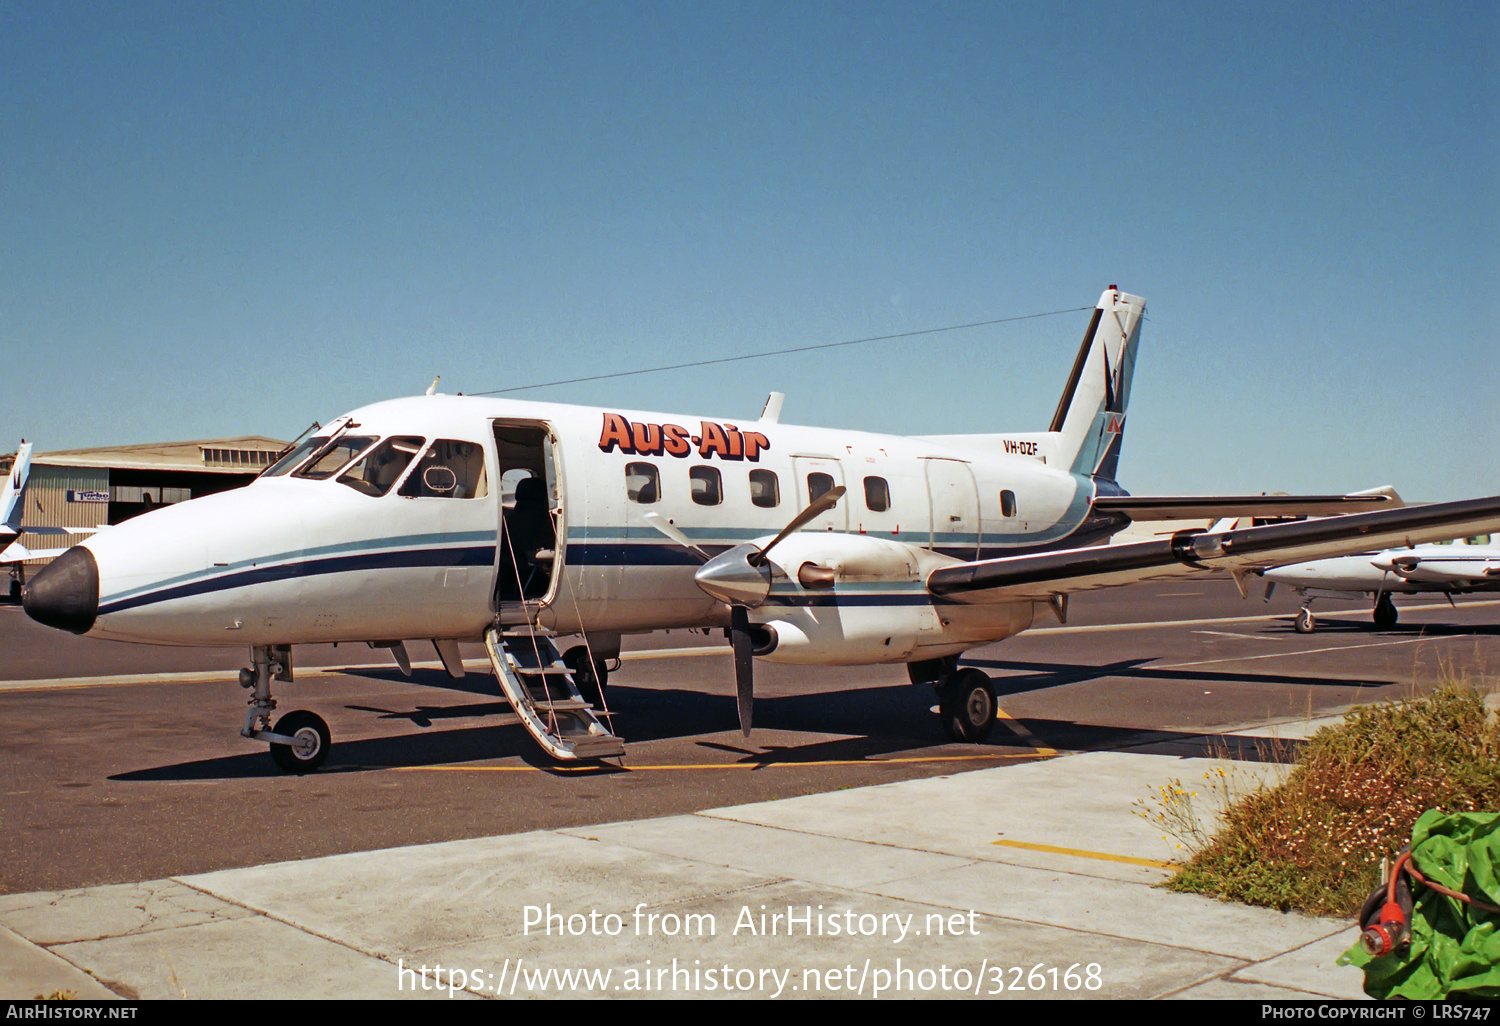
[961,656,1394,694]
[1267,619,1500,637]
[108,667,1302,782]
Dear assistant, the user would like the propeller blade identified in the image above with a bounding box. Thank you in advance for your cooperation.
[731,605,754,737]
[751,486,846,566]
[642,512,710,561]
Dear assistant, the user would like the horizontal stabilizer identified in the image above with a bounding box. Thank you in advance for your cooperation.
[928,494,1500,603]
[1093,492,1399,522]
[1,542,72,564]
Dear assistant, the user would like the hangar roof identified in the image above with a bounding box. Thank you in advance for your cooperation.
[22,436,290,474]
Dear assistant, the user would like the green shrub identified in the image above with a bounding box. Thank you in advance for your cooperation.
[1166,685,1500,917]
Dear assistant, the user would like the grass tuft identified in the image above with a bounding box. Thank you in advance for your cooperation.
[1162,684,1500,917]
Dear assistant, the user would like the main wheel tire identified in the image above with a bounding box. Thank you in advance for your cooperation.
[1294,608,1316,634]
[562,646,608,706]
[269,710,331,774]
[1373,596,1398,630]
[940,668,996,743]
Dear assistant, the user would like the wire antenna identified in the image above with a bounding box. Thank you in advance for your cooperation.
[467,306,1088,396]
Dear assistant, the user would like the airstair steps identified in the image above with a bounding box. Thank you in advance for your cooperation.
[484,626,625,761]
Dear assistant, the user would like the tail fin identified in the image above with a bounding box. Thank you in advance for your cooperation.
[1047,286,1145,481]
[1,441,33,535]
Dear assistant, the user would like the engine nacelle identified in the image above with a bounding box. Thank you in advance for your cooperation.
[745,533,1028,665]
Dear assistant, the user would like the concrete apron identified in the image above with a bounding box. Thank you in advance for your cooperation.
[0,742,1368,1000]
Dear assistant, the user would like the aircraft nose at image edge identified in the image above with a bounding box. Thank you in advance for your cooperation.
[23,545,99,635]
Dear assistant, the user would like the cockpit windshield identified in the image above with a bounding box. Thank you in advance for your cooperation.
[294,436,379,480]
[262,435,328,478]
[337,437,425,497]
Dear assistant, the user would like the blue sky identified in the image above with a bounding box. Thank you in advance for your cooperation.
[2,1,1494,498]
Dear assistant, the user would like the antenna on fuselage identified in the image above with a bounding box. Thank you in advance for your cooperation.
[425,376,441,396]
[760,391,784,423]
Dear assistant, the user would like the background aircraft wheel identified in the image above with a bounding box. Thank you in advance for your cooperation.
[269,710,331,774]
[940,668,996,743]
[1294,608,1316,633]
[1373,595,1398,630]
[562,646,608,706]
[8,579,19,603]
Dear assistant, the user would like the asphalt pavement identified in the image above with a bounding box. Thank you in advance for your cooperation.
[1,708,1371,1001]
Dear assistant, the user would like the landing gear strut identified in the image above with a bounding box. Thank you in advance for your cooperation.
[562,645,609,706]
[1373,593,1399,630]
[1294,606,1317,633]
[239,644,329,773]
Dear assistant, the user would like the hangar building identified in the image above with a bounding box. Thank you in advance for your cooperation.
[2,436,288,574]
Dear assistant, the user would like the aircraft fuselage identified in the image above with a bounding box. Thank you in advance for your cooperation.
[36,394,1122,665]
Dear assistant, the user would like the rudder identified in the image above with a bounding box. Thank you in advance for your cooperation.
[1048,287,1144,481]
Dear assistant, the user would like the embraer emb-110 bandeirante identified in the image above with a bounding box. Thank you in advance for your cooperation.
[23,287,1500,771]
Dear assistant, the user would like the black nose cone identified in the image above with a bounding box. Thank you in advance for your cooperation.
[24,546,99,635]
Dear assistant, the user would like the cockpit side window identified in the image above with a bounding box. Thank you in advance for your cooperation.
[337,436,425,497]
[263,436,328,477]
[294,436,380,480]
[398,439,489,499]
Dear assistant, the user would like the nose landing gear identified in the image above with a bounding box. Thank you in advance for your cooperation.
[240,644,330,773]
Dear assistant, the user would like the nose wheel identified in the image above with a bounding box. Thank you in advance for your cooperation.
[268,710,331,773]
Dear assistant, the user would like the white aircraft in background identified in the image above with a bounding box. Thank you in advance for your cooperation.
[22,287,1500,772]
[1262,536,1499,633]
[1,441,97,602]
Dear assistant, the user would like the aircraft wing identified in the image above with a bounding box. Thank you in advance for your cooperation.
[927,495,1500,603]
[1091,489,1399,522]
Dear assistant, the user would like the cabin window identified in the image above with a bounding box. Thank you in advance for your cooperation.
[294,436,379,480]
[626,462,660,504]
[749,469,779,508]
[338,436,424,497]
[863,476,890,512]
[690,466,722,506]
[398,439,489,499]
[807,472,835,503]
[1000,490,1017,518]
[262,435,327,477]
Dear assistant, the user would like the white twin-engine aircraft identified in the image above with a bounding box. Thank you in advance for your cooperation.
[1261,537,1500,634]
[23,287,1500,772]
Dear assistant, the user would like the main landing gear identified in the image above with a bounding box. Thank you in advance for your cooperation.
[1373,593,1399,630]
[1293,593,1399,634]
[910,657,997,743]
[240,644,330,774]
[561,645,610,707]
